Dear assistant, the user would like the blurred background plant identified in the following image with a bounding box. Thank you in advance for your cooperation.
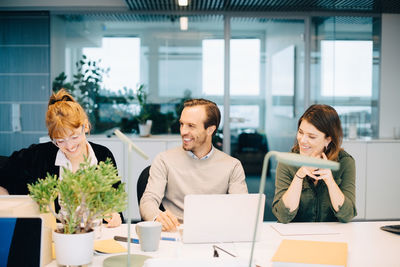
[133,84,150,125]
[52,54,110,130]
[53,55,189,135]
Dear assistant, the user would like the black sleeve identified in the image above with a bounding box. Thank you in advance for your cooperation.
[90,142,125,222]
[90,142,118,169]
[0,142,58,195]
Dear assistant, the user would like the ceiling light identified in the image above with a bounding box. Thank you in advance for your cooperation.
[178,0,188,6]
[180,17,188,31]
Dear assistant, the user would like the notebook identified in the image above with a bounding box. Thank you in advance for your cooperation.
[182,193,265,243]
[272,239,348,267]
[0,217,43,267]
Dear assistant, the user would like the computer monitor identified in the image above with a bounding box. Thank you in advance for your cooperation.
[0,195,55,266]
[0,217,43,267]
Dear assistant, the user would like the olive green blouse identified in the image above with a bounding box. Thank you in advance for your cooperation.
[272,150,357,223]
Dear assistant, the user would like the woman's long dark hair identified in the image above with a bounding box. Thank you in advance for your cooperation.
[292,104,343,161]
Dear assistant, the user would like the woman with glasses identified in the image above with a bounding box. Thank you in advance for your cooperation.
[0,89,122,227]
[272,104,357,223]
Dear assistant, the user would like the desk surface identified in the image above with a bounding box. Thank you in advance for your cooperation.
[46,221,400,267]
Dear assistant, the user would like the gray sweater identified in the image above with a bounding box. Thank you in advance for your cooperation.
[139,146,248,222]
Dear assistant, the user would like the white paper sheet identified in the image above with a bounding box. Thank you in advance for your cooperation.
[271,223,342,236]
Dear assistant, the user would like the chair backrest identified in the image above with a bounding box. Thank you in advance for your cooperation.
[0,155,8,169]
[137,165,151,205]
[238,132,268,153]
[136,166,165,212]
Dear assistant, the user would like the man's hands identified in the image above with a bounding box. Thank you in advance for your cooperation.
[104,212,122,228]
[0,186,9,195]
[155,210,180,231]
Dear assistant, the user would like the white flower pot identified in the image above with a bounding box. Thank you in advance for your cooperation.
[52,230,94,266]
[139,120,152,137]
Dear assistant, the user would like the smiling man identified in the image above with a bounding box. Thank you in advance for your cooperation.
[139,99,248,231]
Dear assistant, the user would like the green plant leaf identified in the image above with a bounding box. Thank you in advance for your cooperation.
[28,157,127,234]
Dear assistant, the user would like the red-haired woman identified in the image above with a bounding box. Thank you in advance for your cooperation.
[0,89,122,227]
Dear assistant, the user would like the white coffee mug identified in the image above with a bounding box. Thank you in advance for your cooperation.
[135,221,162,252]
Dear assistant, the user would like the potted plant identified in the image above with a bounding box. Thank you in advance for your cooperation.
[28,158,127,266]
[134,84,152,137]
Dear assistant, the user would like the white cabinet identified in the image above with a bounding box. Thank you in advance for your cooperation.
[40,134,181,221]
[343,140,400,220]
[364,142,400,219]
[341,141,367,220]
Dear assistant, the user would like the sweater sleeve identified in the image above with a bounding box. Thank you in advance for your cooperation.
[139,153,168,221]
[332,156,357,222]
[272,163,299,223]
[228,160,248,194]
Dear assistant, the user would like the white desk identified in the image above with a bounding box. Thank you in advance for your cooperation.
[45,221,400,267]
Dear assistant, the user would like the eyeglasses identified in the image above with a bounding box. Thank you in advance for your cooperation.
[52,125,85,147]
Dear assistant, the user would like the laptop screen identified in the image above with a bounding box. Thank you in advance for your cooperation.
[0,217,42,267]
[183,194,265,243]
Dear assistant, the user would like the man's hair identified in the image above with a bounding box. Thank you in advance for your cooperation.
[183,98,221,136]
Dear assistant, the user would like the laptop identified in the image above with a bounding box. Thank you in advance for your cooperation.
[0,217,43,267]
[182,193,265,243]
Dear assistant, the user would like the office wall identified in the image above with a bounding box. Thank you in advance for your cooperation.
[0,12,50,156]
[379,14,400,138]
[50,15,67,84]
[264,21,305,153]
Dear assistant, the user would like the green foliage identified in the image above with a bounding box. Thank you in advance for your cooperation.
[52,55,109,129]
[72,55,109,116]
[28,158,127,234]
[52,72,74,93]
[134,84,151,124]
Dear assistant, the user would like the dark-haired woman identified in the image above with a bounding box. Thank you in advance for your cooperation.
[272,104,357,223]
[0,89,122,227]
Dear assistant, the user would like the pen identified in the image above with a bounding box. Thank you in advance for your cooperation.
[114,235,177,243]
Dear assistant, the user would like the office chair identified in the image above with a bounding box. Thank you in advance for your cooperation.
[136,165,165,213]
[235,132,270,176]
[0,155,8,169]
[237,132,268,153]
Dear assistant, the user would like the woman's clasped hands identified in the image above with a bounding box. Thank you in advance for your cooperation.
[296,152,334,184]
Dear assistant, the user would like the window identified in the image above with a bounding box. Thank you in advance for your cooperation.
[311,17,379,138]
[159,46,202,97]
[83,37,140,92]
[202,39,260,96]
[321,40,373,97]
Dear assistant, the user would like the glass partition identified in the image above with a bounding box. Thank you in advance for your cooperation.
[310,16,380,138]
[229,17,305,220]
[229,17,305,166]
[51,13,381,141]
[51,14,224,134]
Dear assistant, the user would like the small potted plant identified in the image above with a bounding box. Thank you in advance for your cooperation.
[28,158,127,266]
[134,84,152,136]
